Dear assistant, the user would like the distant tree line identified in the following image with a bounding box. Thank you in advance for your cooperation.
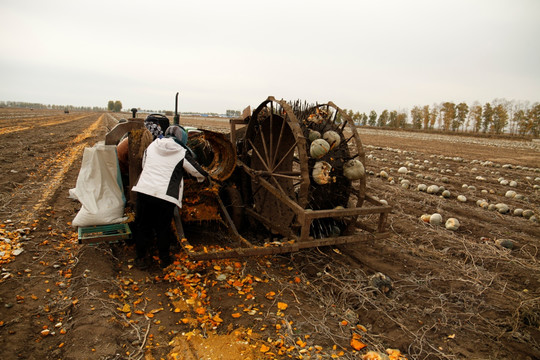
[0,101,105,112]
[2,100,240,118]
[181,111,222,116]
[344,98,540,137]
[4,98,538,136]
[226,109,241,117]
[107,100,123,112]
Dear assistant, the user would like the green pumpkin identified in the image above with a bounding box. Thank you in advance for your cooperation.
[343,159,365,180]
[310,139,330,159]
[323,130,341,148]
[308,129,321,142]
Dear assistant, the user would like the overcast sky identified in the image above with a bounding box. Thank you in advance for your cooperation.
[1,0,539,114]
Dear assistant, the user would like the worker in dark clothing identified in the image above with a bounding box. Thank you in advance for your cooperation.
[131,125,208,269]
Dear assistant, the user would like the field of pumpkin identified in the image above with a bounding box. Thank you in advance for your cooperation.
[0,109,538,359]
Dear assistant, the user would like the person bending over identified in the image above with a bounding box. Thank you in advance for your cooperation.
[131,125,208,269]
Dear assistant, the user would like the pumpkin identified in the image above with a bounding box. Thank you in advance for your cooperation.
[369,272,393,294]
[478,200,489,209]
[495,238,514,249]
[308,129,321,142]
[343,159,365,180]
[312,161,332,185]
[495,203,510,214]
[522,209,534,219]
[308,114,324,124]
[323,130,341,148]
[310,139,330,159]
[361,351,385,360]
[429,213,443,226]
[445,218,460,231]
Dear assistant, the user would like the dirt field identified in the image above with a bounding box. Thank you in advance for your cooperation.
[0,108,538,360]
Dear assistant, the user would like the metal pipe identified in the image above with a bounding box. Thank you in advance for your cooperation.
[173,92,180,125]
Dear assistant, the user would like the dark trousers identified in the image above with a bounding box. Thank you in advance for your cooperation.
[134,193,176,261]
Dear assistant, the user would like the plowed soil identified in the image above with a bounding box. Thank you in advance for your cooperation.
[0,108,538,360]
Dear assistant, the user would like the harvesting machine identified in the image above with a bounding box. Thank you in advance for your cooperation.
[104,96,392,260]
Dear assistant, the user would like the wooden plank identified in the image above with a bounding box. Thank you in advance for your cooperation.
[303,205,391,220]
[185,232,390,260]
[215,192,252,248]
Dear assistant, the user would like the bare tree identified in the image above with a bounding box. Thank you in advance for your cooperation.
[482,102,493,133]
[469,102,483,133]
[430,103,440,130]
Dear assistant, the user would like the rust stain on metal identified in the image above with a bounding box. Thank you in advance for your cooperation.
[188,130,236,182]
[181,180,222,223]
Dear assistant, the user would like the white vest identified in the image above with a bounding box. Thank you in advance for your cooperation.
[132,137,206,207]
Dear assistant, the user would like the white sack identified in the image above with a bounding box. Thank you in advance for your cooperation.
[69,143,127,227]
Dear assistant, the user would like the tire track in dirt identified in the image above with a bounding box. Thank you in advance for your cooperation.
[0,111,123,360]
[0,114,92,136]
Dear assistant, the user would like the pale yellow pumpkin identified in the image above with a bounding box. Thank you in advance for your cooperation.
[445,218,460,231]
[312,161,332,185]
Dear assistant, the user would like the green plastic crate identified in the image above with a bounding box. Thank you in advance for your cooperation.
[78,223,131,244]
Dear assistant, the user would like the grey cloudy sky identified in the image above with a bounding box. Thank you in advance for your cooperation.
[1,0,539,114]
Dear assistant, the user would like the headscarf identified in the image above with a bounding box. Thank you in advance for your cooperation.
[164,125,188,146]
[144,121,163,139]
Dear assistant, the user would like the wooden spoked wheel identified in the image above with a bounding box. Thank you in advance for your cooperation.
[242,97,367,237]
[242,97,310,233]
[298,101,366,208]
